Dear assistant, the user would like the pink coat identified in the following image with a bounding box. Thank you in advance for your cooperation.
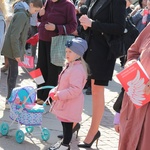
[50,61,87,123]
[119,24,150,150]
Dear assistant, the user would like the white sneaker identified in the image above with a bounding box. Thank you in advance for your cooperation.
[47,144,70,150]
[48,141,62,150]
[57,145,70,150]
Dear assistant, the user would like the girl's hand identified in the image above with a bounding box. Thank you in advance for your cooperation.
[114,124,120,133]
[52,94,59,101]
[79,15,93,29]
[45,22,56,31]
[144,80,150,95]
[15,57,21,62]
[39,7,45,16]
[49,92,58,100]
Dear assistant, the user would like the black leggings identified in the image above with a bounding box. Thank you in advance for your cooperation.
[61,122,73,145]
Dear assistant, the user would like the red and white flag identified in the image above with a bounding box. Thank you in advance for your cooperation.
[18,54,34,68]
[26,33,39,46]
[29,68,45,85]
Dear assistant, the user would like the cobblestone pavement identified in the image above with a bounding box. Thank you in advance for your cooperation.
[0,57,123,150]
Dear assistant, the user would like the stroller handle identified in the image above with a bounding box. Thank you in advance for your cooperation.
[37,86,55,90]
[22,86,55,105]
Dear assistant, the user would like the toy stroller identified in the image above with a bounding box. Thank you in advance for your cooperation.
[0,86,54,144]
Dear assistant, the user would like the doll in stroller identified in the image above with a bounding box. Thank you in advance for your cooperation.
[0,86,52,144]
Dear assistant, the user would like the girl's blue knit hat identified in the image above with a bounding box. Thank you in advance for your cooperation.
[65,37,88,56]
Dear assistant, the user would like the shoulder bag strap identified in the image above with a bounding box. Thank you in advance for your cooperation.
[63,25,67,35]
[43,0,48,7]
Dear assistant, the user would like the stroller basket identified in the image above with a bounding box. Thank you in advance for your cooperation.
[10,103,44,126]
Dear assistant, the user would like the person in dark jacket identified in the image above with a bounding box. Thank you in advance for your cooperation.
[36,0,77,105]
[78,0,126,148]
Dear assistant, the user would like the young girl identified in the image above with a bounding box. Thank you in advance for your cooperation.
[0,0,7,77]
[48,37,88,150]
[1,0,42,104]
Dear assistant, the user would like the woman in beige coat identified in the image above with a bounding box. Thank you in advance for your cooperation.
[119,23,150,150]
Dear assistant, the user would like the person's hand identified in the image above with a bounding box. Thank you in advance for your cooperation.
[144,80,150,95]
[114,124,120,133]
[75,7,80,14]
[15,57,21,62]
[39,7,45,16]
[49,92,59,100]
[52,94,59,100]
[45,22,56,31]
[79,15,93,30]
[72,30,78,36]
[124,60,137,68]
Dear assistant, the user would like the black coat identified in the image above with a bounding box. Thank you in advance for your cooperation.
[84,0,126,81]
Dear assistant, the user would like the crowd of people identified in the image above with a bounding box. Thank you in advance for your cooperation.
[1,0,150,150]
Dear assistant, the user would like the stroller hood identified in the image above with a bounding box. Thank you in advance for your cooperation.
[8,86,36,104]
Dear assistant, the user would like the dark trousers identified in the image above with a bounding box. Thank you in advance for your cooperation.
[30,26,38,58]
[36,40,62,101]
[61,122,73,145]
[7,58,18,99]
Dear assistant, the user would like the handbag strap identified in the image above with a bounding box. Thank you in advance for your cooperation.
[63,25,67,35]
[43,0,48,7]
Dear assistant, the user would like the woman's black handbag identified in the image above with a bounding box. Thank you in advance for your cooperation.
[113,88,125,113]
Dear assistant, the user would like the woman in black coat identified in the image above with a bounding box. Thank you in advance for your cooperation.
[78,0,126,148]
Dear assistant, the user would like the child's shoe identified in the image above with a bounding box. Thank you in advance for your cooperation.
[56,144,70,150]
[47,144,70,150]
[47,140,62,150]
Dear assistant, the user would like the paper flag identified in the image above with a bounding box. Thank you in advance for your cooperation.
[26,33,39,46]
[29,68,45,85]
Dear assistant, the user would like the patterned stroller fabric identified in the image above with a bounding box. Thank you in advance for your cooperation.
[8,86,44,126]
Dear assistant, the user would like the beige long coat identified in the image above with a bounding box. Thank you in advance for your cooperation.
[119,24,150,150]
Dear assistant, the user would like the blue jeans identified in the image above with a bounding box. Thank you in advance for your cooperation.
[7,58,18,99]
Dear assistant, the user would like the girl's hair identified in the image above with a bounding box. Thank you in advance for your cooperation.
[81,57,90,78]
[0,0,9,18]
[13,0,43,8]
[64,57,90,78]
[139,0,143,8]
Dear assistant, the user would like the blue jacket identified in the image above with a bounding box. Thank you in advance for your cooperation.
[132,9,150,33]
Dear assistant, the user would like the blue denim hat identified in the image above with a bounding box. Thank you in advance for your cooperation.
[65,37,88,57]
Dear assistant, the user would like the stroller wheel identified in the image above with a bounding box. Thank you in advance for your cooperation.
[41,128,50,141]
[15,130,25,144]
[0,122,9,136]
[25,126,34,133]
